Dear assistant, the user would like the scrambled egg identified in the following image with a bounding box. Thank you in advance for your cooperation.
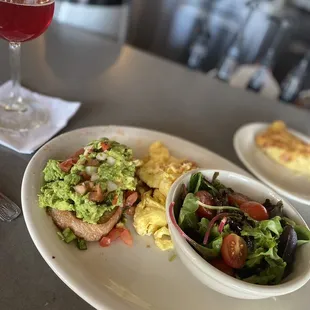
[133,141,197,251]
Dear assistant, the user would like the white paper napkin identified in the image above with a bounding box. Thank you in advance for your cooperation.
[0,81,81,154]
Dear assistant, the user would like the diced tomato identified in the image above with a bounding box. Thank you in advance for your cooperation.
[99,236,112,247]
[228,193,250,207]
[221,234,247,269]
[59,158,76,172]
[85,181,94,190]
[112,195,118,205]
[99,228,133,247]
[99,229,122,247]
[71,148,84,159]
[126,206,136,216]
[101,142,110,151]
[240,201,269,221]
[125,192,138,207]
[120,229,133,246]
[80,171,91,181]
[210,258,235,276]
[125,190,135,199]
[89,184,104,202]
[108,228,123,241]
[86,159,100,167]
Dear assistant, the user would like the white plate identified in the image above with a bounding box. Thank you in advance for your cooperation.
[22,126,310,310]
[234,122,310,205]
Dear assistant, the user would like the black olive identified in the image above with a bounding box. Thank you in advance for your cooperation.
[278,226,298,264]
[243,236,255,253]
[227,218,242,235]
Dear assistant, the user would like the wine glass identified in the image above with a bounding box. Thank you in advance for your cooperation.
[0,0,55,132]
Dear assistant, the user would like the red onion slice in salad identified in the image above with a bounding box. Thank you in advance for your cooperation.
[203,213,230,245]
[218,217,227,234]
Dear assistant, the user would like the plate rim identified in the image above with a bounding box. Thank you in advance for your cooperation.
[21,125,250,310]
[233,122,310,205]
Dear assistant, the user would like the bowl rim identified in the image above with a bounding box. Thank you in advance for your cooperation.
[166,169,310,296]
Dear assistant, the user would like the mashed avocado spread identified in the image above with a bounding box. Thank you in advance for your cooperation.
[39,138,137,224]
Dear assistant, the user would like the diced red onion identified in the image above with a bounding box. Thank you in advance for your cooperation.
[84,145,93,155]
[203,213,230,245]
[107,181,117,192]
[96,153,107,161]
[74,184,87,195]
[85,166,98,175]
[90,173,100,182]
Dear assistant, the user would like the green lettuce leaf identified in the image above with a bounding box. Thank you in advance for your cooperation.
[188,173,202,194]
[259,216,283,236]
[245,246,280,268]
[198,218,209,237]
[187,235,222,261]
[239,216,288,284]
[189,241,220,260]
[243,257,286,285]
[178,193,199,231]
[209,235,223,254]
[294,225,310,246]
[241,216,283,243]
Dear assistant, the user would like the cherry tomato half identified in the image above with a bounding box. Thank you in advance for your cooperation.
[196,206,214,220]
[195,191,214,205]
[228,192,250,207]
[195,191,214,220]
[210,258,235,276]
[221,234,248,269]
[240,201,269,221]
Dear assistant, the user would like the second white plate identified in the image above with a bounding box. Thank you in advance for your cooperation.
[234,122,310,205]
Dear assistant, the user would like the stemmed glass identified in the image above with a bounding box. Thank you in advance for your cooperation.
[0,0,55,132]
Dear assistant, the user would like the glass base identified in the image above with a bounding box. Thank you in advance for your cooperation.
[0,97,49,132]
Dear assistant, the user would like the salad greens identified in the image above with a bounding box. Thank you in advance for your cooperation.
[178,193,200,231]
[176,172,310,285]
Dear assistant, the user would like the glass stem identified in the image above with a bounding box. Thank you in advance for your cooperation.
[6,42,26,112]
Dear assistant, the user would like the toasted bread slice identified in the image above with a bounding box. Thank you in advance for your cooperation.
[255,121,310,176]
[48,207,122,241]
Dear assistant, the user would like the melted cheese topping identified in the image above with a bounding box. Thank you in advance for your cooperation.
[256,121,310,175]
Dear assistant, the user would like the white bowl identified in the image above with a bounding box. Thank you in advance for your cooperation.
[166,169,310,299]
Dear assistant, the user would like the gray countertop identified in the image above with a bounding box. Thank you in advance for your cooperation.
[1,22,310,310]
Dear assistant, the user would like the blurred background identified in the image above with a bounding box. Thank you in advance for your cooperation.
[53,0,310,108]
